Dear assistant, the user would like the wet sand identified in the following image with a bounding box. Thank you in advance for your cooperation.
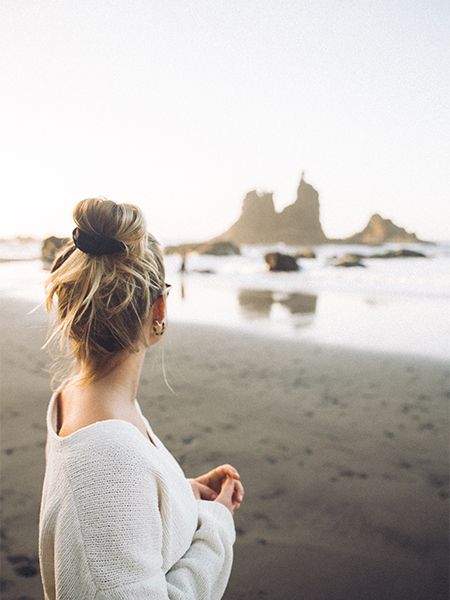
[0,296,448,599]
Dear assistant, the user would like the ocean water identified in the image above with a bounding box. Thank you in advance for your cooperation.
[1,239,449,360]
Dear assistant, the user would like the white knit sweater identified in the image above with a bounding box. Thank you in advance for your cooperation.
[38,389,236,599]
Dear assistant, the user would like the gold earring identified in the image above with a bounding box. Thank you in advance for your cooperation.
[152,320,166,336]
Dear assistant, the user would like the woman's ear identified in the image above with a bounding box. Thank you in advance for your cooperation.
[150,295,166,324]
[143,296,167,347]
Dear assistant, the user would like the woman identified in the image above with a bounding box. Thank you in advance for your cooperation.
[38,198,245,599]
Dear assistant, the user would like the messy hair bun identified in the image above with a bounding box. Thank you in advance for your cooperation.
[42,197,166,390]
[74,197,147,251]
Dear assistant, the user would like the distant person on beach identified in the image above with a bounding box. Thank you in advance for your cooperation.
[180,251,187,272]
[38,198,244,598]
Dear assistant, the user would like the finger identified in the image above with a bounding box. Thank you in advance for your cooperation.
[216,464,240,479]
[233,480,245,502]
[191,472,222,494]
[198,483,217,500]
[218,476,235,500]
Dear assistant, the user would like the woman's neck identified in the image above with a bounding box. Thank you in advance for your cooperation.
[72,348,147,409]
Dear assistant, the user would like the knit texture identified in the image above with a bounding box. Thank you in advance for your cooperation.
[38,390,236,599]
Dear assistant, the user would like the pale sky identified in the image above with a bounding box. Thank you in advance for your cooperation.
[1,0,449,243]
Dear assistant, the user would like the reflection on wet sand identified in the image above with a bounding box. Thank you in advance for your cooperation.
[237,288,317,328]
[237,289,274,317]
[276,292,317,315]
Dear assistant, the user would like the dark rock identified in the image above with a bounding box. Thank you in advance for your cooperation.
[368,249,427,259]
[264,252,300,272]
[333,254,366,268]
[41,236,70,264]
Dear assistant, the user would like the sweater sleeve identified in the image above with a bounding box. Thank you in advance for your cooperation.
[62,434,235,600]
[164,499,236,600]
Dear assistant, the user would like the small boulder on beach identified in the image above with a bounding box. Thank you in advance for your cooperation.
[368,249,427,259]
[264,252,300,272]
[293,248,316,259]
[41,236,70,264]
[333,254,366,268]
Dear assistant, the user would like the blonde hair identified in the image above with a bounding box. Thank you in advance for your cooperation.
[42,197,167,391]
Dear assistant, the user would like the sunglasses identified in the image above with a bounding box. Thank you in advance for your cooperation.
[154,282,172,300]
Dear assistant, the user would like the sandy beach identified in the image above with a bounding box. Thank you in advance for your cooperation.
[0,295,448,599]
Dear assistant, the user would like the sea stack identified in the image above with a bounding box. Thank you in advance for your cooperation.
[276,174,327,245]
[345,213,420,245]
[207,173,328,245]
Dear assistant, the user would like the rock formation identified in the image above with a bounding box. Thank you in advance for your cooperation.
[264,252,300,272]
[276,176,327,245]
[196,241,241,256]
[332,254,366,268]
[343,213,420,245]
[368,248,427,258]
[41,236,70,264]
[161,172,426,251]
[207,173,327,246]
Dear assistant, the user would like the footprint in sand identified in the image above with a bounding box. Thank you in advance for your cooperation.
[399,460,412,469]
[31,422,46,431]
[0,577,14,592]
[219,422,236,431]
[6,554,39,578]
[252,511,278,529]
[418,422,436,432]
[259,487,286,500]
[339,469,368,479]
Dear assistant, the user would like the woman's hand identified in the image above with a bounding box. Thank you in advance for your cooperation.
[187,478,218,501]
[214,476,242,514]
[188,463,245,511]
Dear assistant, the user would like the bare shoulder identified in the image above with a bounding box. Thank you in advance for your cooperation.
[56,387,152,444]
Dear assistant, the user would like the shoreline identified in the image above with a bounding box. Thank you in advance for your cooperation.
[1,256,449,361]
[0,296,448,599]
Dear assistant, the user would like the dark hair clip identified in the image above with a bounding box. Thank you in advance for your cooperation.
[72,227,126,256]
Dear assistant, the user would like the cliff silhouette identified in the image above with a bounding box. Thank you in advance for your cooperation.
[207,173,327,245]
[342,213,419,244]
[205,173,424,246]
